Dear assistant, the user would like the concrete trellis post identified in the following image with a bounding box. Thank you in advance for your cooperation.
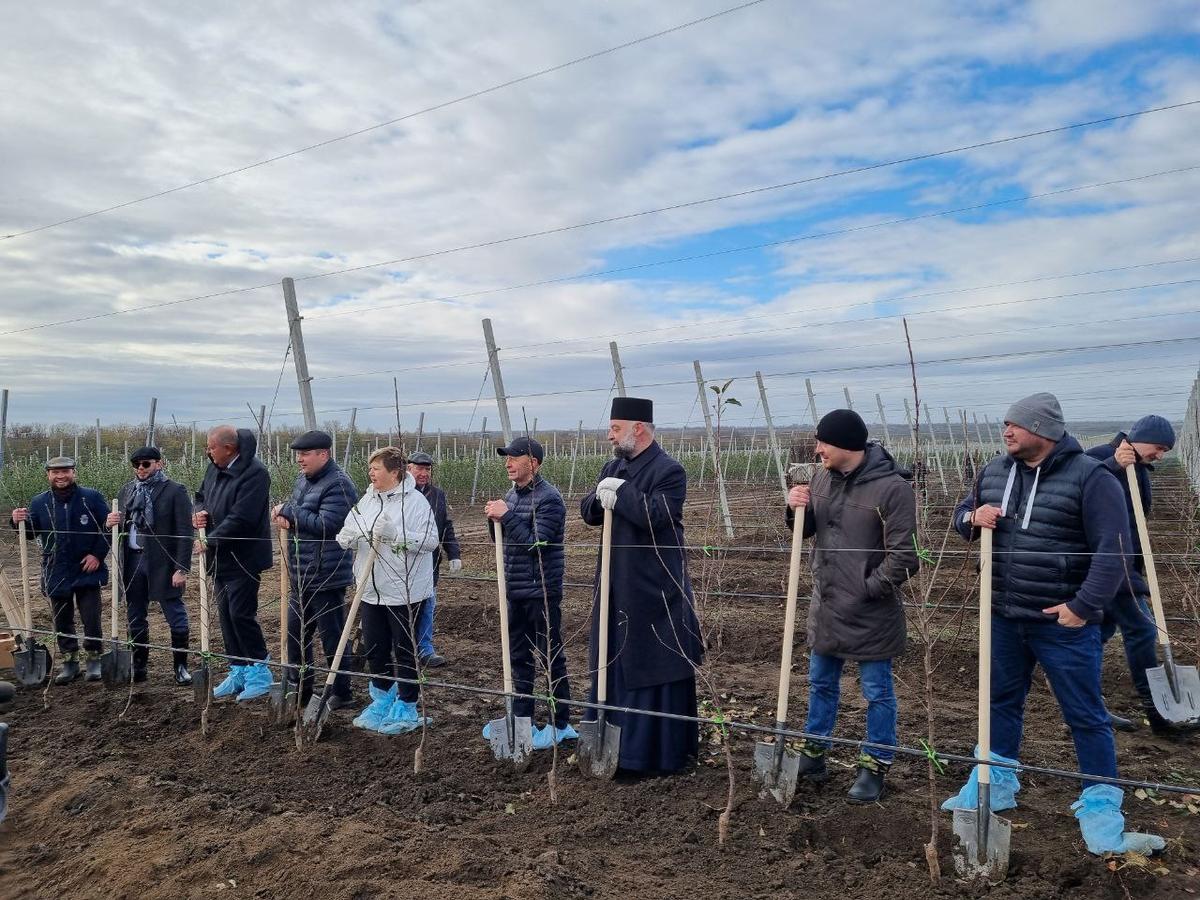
[757,371,788,500]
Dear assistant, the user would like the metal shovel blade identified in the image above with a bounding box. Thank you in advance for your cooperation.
[192,662,210,705]
[951,807,1011,881]
[268,678,298,727]
[1147,663,1200,724]
[577,717,621,779]
[752,740,801,806]
[301,692,330,732]
[488,711,535,771]
[13,639,50,687]
[100,646,133,691]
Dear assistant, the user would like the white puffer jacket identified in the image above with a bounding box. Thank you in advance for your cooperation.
[336,474,439,606]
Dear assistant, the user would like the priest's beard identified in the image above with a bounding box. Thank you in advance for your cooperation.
[612,431,638,459]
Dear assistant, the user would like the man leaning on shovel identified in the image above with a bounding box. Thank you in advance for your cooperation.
[945,392,1164,855]
[10,457,110,685]
[784,409,919,804]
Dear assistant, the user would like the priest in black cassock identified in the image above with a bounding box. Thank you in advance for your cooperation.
[580,397,703,773]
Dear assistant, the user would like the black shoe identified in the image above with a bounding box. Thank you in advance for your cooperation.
[131,668,148,683]
[174,664,193,687]
[420,653,447,669]
[84,654,102,682]
[1109,711,1138,732]
[54,655,81,685]
[847,759,887,804]
[795,748,829,782]
[326,693,356,711]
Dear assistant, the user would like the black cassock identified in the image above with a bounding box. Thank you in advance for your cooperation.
[580,441,703,772]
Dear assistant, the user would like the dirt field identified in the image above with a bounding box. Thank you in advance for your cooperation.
[1,472,1198,899]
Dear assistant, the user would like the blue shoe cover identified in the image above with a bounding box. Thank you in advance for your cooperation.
[236,661,273,701]
[533,723,580,749]
[378,699,429,735]
[941,745,1021,812]
[353,683,397,731]
[481,720,494,741]
[1072,784,1166,855]
[213,665,246,699]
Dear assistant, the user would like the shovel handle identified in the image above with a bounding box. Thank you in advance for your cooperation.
[111,497,121,641]
[1125,466,1169,646]
[197,527,210,653]
[321,542,378,692]
[494,523,515,695]
[978,527,993,787]
[774,503,805,725]
[278,529,290,663]
[18,520,31,634]
[597,507,613,707]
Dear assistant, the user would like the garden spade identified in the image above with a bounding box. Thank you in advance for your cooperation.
[487,523,534,769]
[301,543,377,742]
[100,498,133,689]
[13,521,50,687]
[953,527,1011,880]
[578,507,620,779]
[192,522,212,707]
[268,528,296,726]
[1126,466,1200,722]
[753,489,807,805]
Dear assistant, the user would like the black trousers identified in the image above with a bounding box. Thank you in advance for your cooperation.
[213,570,268,664]
[124,555,189,670]
[49,586,102,655]
[360,601,425,703]
[287,586,352,701]
[509,597,571,728]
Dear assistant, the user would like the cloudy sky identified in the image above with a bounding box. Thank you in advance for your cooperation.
[1,0,1198,436]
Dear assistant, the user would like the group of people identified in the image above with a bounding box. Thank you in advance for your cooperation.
[7,391,1192,855]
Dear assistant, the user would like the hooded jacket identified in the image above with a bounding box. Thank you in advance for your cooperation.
[954,433,1130,622]
[278,458,358,595]
[785,442,919,661]
[197,428,273,576]
[337,473,439,606]
[1085,432,1150,597]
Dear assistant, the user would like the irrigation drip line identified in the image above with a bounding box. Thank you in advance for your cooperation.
[13,624,1198,797]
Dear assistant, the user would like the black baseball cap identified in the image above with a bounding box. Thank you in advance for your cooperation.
[496,436,544,463]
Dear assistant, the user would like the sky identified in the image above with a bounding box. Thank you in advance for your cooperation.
[1,0,1199,436]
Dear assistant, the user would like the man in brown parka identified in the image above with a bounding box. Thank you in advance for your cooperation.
[786,408,919,803]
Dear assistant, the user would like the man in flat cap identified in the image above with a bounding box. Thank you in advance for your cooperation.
[105,447,194,684]
[945,392,1164,855]
[1086,415,1196,737]
[11,457,110,684]
[580,398,703,773]
[272,430,359,708]
[193,425,273,702]
[485,437,574,748]
[785,408,918,803]
[408,450,461,668]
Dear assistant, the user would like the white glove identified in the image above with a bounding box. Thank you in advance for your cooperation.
[371,517,399,543]
[449,558,462,574]
[597,477,626,510]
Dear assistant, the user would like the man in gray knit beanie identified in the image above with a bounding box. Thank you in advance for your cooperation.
[1003,392,1065,442]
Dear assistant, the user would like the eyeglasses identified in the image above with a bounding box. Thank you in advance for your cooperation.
[133,460,156,469]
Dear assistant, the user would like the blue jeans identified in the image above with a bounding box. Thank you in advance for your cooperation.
[416,590,437,657]
[1100,593,1158,705]
[804,653,897,763]
[991,615,1116,786]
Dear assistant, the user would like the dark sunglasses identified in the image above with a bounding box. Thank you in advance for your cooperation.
[133,460,156,469]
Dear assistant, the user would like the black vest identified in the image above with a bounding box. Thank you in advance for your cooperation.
[976,440,1102,619]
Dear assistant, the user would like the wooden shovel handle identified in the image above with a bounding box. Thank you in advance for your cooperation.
[773,504,805,724]
[322,542,378,691]
[111,497,121,640]
[597,507,613,705]
[278,529,290,662]
[494,522,514,695]
[1126,466,1169,645]
[18,521,31,633]
[197,527,210,653]
[978,527,993,787]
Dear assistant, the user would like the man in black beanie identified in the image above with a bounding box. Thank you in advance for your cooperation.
[580,397,703,773]
[785,408,918,802]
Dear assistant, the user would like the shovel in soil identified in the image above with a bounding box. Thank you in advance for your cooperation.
[1126,466,1200,723]
[268,528,297,727]
[101,499,133,690]
[12,521,50,687]
[578,507,621,779]
[301,543,377,742]
[486,523,534,770]
[192,521,212,707]
[753,489,807,805]
[952,527,1011,880]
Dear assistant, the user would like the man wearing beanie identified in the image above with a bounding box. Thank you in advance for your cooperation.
[1086,415,1194,737]
[580,397,703,773]
[106,447,194,685]
[945,392,1164,855]
[273,430,359,710]
[784,408,918,803]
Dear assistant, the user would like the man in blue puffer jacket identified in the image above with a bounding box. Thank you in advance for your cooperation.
[945,393,1163,855]
[484,437,575,749]
[11,457,110,685]
[273,430,359,709]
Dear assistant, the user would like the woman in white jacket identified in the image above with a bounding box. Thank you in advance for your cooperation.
[337,447,440,735]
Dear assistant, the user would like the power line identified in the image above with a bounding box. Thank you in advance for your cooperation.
[0,0,771,242]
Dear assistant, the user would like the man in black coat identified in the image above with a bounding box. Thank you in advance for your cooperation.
[580,398,702,773]
[193,426,273,702]
[408,451,461,668]
[106,447,194,685]
[273,430,358,708]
